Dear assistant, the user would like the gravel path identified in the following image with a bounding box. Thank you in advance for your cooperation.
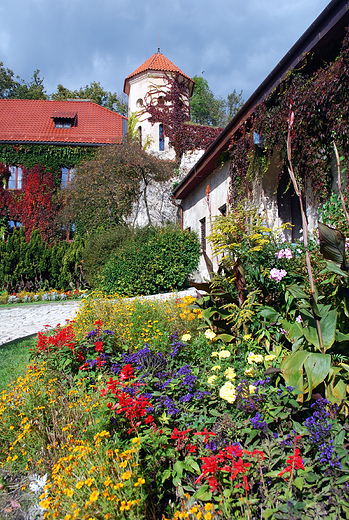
[0,288,197,346]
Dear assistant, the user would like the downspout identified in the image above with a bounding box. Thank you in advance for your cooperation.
[171,197,183,229]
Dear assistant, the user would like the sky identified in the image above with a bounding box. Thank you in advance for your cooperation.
[0,0,331,104]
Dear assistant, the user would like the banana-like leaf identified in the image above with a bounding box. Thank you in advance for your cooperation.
[320,309,337,351]
[325,260,349,279]
[215,333,234,343]
[304,353,331,399]
[318,222,346,267]
[281,350,310,393]
[286,284,309,300]
[326,378,347,404]
[259,306,280,322]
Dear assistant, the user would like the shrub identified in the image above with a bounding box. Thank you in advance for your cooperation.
[0,228,87,292]
[97,225,200,296]
[82,225,132,287]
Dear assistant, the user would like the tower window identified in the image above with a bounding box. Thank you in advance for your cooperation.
[136,98,143,109]
[159,123,164,151]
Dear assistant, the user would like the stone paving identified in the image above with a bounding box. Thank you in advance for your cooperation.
[0,288,197,346]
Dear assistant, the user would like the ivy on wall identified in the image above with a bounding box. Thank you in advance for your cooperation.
[141,73,223,160]
[227,28,349,206]
[0,143,96,186]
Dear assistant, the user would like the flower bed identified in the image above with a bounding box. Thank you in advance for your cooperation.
[0,291,349,520]
[0,289,88,306]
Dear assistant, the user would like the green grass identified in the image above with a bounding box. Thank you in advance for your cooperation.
[0,335,36,393]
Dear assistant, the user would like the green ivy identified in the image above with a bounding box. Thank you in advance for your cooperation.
[0,143,96,186]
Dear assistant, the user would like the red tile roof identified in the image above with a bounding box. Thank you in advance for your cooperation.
[0,99,127,145]
[124,52,194,96]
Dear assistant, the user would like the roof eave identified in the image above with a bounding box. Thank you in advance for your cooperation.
[173,0,349,200]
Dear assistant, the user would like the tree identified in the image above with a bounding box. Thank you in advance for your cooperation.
[10,70,48,100]
[190,75,244,127]
[0,62,18,98]
[51,81,128,116]
[61,140,174,235]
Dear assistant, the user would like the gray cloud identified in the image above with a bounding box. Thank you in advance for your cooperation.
[0,0,330,101]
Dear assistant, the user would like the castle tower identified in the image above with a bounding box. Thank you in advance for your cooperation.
[123,51,194,160]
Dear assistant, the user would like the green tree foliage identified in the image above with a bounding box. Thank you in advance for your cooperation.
[61,140,174,236]
[51,81,128,115]
[98,225,201,296]
[190,75,243,127]
[82,226,132,288]
[0,64,47,100]
[0,228,86,292]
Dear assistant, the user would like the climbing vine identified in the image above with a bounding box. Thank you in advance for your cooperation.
[0,143,96,186]
[227,28,349,206]
[141,73,222,160]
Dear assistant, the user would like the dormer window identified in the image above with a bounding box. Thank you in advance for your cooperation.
[51,110,77,128]
[55,120,72,128]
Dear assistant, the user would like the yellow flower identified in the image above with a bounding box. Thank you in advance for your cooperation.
[211,365,221,371]
[122,471,132,480]
[247,352,264,364]
[219,381,237,403]
[249,385,257,394]
[207,375,217,385]
[243,334,252,341]
[224,367,236,380]
[244,366,256,377]
[211,351,219,357]
[181,333,192,342]
[265,354,276,362]
[218,350,231,359]
[205,329,216,340]
[89,490,99,502]
[134,477,145,487]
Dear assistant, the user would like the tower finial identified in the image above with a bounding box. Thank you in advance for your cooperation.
[158,33,160,53]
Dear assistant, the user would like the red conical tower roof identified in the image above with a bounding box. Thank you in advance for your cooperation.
[123,52,194,96]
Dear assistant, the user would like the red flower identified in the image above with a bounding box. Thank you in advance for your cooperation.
[119,364,135,380]
[193,428,216,443]
[171,427,191,441]
[94,319,103,328]
[95,341,103,352]
[145,415,154,424]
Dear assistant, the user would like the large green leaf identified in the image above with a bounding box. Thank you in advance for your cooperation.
[281,350,310,392]
[304,353,331,398]
[320,309,337,351]
[325,260,349,279]
[318,222,346,266]
[259,306,280,322]
[286,284,309,300]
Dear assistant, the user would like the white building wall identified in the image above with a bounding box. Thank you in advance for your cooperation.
[181,161,231,281]
[128,71,189,161]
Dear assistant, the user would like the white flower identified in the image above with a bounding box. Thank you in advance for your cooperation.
[181,333,192,342]
[205,329,216,340]
[219,381,237,404]
[218,350,231,359]
[247,352,264,364]
[224,367,236,380]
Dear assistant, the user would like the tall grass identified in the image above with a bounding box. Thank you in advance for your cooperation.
[0,335,36,392]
